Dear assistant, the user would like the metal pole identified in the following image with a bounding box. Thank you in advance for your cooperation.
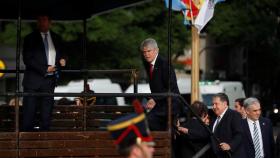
[82,18,87,131]
[16,0,22,157]
[133,70,138,93]
[167,0,172,157]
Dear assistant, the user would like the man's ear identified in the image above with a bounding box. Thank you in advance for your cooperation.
[245,109,249,115]
[222,101,227,107]
[130,145,143,157]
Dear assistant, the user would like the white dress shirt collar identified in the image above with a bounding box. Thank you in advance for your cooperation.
[213,107,228,132]
[150,53,158,66]
[219,107,228,120]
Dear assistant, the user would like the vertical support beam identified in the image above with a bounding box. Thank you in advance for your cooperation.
[133,70,138,93]
[82,19,87,131]
[16,0,22,157]
[191,26,200,103]
[167,0,173,157]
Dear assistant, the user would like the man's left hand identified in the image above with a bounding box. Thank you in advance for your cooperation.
[145,98,156,110]
[219,142,231,151]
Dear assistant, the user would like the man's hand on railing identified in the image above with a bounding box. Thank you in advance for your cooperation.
[145,98,156,110]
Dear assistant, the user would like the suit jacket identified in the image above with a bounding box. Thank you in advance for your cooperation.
[22,30,64,89]
[177,118,210,158]
[143,54,180,116]
[210,109,246,158]
[241,117,274,158]
[276,132,280,158]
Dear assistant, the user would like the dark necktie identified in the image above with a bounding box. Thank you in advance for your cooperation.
[253,122,262,158]
[213,116,220,132]
[149,63,153,80]
[43,33,49,61]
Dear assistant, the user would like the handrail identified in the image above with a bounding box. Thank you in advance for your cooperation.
[0,69,136,73]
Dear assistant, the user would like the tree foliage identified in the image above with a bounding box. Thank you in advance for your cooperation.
[0,0,190,72]
[0,0,279,99]
[207,0,280,101]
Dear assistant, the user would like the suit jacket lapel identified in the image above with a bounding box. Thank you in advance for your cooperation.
[259,118,266,143]
[152,55,159,78]
[50,31,57,49]
[149,55,160,84]
[35,31,48,64]
[244,120,254,145]
[213,109,229,133]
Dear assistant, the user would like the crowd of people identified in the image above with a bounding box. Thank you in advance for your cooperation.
[137,38,279,158]
[20,13,279,158]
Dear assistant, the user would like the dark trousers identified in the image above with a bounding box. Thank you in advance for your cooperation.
[147,111,167,131]
[22,78,55,131]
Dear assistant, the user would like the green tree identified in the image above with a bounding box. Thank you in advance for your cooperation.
[207,0,280,102]
[0,0,190,71]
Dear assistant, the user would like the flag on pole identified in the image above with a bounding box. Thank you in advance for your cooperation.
[183,0,201,21]
[194,0,225,33]
[214,0,225,5]
[165,0,204,26]
[164,0,187,11]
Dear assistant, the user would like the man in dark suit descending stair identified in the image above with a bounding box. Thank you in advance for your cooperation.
[140,38,180,131]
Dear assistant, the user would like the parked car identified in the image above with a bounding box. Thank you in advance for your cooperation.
[55,78,125,106]
[125,79,246,109]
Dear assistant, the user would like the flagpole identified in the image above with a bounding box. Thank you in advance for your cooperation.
[191,25,200,103]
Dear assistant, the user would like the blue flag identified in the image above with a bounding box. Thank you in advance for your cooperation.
[214,0,225,5]
[164,0,186,11]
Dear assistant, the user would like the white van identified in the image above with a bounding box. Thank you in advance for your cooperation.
[55,78,125,106]
[125,80,245,109]
[199,81,246,108]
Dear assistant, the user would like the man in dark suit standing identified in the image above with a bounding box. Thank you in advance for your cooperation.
[22,14,66,131]
[241,97,274,158]
[140,38,180,131]
[210,93,246,158]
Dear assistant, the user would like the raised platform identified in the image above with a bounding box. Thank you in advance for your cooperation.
[0,131,170,158]
[0,105,171,157]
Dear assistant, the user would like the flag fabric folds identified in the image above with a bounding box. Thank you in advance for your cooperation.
[194,0,214,32]
[164,0,205,26]
[183,0,201,21]
[194,0,225,33]
[164,0,186,11]
[164,0,225,31]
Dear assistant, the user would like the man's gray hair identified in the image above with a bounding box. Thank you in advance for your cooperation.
[243,97,260,109]
[140,38,158,51]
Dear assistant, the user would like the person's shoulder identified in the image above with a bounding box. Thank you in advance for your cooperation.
[240,118,248,126]
[226,108,236,114]
[157,54,167,62]
[226,109,242,119]
[50,31,61,37]
[50,31,63,42]
[155,55,168,67]
[259,117,272,124]
[24,30,38,39]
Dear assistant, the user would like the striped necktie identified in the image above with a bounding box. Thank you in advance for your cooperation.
[253,122,262,158]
